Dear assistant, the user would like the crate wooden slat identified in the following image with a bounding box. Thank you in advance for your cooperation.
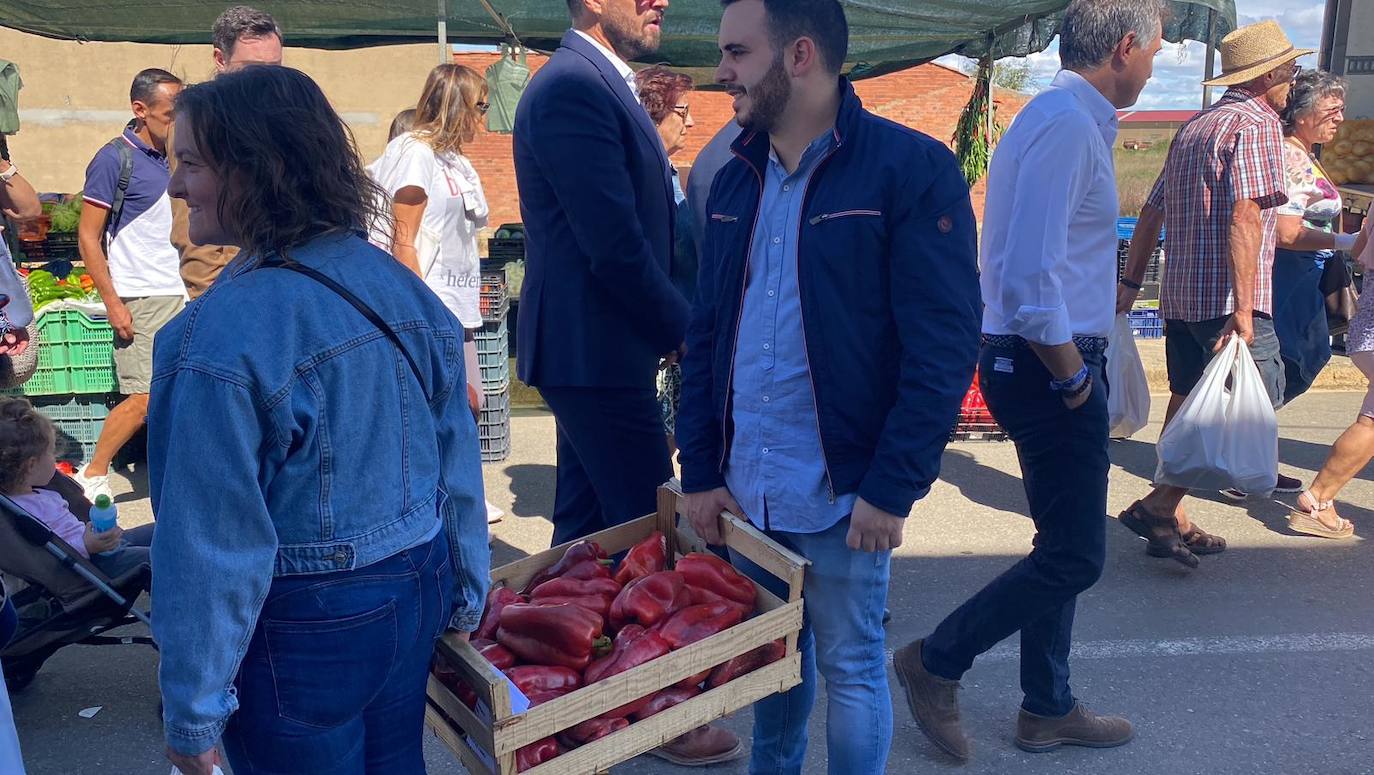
[426,480,807,774]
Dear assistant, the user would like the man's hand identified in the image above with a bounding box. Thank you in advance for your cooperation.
[660,342,687,370]
[1214,311,1254,352]
[106,299,134,341]
[684,486,742,546]
[1062,377,1093,410]
[0,325,28,357]
[846,497,905,553]
[451,630,471,642]
[166,745,220,775]
[1115,282,1140,316]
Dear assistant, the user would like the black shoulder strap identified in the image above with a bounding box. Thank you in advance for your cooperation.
[102,139,134,252]
[256,257,428,398]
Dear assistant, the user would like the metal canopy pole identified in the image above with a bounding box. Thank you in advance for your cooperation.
[1202,8,1218,108]
[437,0,449,64]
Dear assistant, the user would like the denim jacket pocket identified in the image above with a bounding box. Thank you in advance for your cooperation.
[264,599,398,728]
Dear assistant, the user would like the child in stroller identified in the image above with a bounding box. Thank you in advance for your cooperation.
[0,398,149,578]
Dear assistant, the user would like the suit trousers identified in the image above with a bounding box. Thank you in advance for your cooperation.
[540,386,673,546]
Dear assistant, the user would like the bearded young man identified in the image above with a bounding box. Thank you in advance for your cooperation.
[513,0,740,765]
[676,0,981,770]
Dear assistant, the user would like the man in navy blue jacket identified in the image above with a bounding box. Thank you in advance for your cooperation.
[514,0,689,547]
[678,0,981,769]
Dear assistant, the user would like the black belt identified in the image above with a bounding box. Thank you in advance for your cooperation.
[982,334,1109,353]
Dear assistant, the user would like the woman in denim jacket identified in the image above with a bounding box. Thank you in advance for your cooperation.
[149,66,489,774]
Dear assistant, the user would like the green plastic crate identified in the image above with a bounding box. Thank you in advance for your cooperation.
[8,308,116,396]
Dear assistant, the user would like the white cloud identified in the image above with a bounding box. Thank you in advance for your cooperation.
[939,1,1328,110]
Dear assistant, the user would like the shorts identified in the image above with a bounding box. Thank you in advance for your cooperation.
[114,295,185,394]
[1165,315,1285,410]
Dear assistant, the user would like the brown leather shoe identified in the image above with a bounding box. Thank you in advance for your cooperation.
[1015,703,1134,753]
[647,724,745,766]
[892,639,971,761]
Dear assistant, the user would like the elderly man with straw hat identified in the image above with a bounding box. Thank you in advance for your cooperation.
[1117,20,1313,567]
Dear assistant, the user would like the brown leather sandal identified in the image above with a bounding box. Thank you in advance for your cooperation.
[1148,525,1226,557]
[1117,501,1199,569]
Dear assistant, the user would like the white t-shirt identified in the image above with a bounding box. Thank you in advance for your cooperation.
[368,133,489,329]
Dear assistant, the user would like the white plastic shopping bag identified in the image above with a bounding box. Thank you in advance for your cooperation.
[1105,314,1150,439]
[1154,334,1278,495]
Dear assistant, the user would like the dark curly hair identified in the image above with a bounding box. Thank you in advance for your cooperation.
[0,397,54,493]
[174,66,386,259]
[635,66,695,125]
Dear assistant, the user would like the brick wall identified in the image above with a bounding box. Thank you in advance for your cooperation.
[453,52,1026,230]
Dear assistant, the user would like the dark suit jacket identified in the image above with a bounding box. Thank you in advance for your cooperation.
[513,31,689,388]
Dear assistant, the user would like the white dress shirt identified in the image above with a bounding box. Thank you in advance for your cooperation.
[980,69,1121,343]
[573,29,640,102]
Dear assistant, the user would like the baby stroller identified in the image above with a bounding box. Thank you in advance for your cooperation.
[0,472,154,691]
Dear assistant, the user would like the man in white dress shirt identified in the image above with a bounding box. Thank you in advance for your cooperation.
[892,0,1165,761]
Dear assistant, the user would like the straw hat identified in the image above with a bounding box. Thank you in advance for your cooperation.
[1202,20,1314,87]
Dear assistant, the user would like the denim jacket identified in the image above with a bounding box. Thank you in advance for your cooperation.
[147,232,489,756]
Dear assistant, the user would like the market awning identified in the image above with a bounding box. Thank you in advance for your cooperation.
[0,1,1236,79]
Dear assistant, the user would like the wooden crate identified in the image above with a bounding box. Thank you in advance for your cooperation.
[425,481,808,775]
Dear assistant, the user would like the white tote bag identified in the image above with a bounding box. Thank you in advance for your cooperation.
[1154,334,1278,495]
[1105,314,1150,439]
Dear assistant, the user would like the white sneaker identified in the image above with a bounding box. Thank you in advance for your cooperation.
[486,501,504,524]
[71,470,113,502]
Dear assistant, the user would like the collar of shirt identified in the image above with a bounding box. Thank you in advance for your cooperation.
[1220,86,1281,119]
[122,126,166,161]
[766,128,836,177]
[1050,69,1119,145]
[572,29,639,100]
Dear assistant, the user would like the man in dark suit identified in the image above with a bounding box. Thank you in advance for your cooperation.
[514,0,690,548]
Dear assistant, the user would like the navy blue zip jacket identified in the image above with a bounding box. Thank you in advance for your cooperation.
[677,80,982,519]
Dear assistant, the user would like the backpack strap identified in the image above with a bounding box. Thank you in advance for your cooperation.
[102,138,134,253]
[255,256,429,400]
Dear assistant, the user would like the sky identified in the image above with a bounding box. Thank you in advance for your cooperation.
[936,0,1328,111]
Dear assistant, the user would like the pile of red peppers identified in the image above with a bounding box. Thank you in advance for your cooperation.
[430,533,784,772]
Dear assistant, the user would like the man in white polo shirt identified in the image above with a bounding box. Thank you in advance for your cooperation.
[74,68,186,500]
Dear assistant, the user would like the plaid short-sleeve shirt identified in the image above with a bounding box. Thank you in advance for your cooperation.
[1148,88,1288,322]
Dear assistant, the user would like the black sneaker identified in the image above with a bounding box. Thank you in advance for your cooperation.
[1274,474,1304,493]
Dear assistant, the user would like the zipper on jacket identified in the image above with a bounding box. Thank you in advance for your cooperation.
[795,133,845,504]
[719,152,767,478]
[711,213,740,223]
[808,209,882,225]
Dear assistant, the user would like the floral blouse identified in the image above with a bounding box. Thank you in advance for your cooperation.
[1278,139,1343,234]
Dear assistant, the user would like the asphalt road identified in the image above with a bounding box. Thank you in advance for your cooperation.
[9,390,1374,774]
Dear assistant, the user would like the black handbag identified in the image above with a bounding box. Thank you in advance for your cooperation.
[1321,254,1359,337]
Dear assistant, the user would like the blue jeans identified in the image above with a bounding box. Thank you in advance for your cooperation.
[923,344,1108,716]
[222,532,455,774]
[730,516,892,775]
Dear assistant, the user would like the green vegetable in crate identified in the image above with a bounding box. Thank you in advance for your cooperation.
[25,269,93,310]
[46,198,84,234]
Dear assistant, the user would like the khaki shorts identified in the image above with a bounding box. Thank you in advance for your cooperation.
[114,295,185,394]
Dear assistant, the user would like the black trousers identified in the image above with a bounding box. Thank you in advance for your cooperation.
[540,386,673,546]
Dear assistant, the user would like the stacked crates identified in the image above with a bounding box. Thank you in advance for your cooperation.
[477,269,511,463]
[1117,216,1164,307]
[3,307,118,464]
[950,368,1008,442]
[1128,309,1164,339]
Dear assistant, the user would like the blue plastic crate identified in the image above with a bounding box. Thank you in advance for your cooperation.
[31,394,118,463]
[1128,310,1163,339]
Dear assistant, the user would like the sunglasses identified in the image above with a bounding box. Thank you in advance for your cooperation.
[672,103,691,119]
[476,101,490,115]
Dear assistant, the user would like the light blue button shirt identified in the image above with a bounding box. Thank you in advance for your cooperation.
[725,130,858,534]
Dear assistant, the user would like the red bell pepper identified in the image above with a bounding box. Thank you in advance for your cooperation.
[505,665,582,695]
[676,553,756,608]
[432,658,478,709]
[581,625,671,718]
[632,685,701,721]
[684,584,753,619]
[529,576,622,620]
[707,639,786,688]
[497,603,612,671]
[613,531,667,585]
[516,737,561,772]
[523,689,569,707]
[608,571,691,630]
[560,717,629,748]
[521,540,612,594]
[653,602,746,650]
[556,559,615,583]
[471,638,518,671]
[475,587,524,641]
